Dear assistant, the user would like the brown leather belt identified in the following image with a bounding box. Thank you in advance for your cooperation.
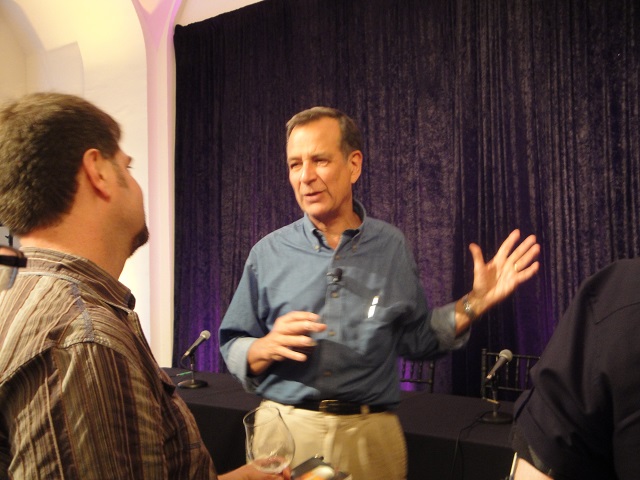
[295,399,389,415]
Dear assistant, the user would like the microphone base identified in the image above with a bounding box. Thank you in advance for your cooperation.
[479,410,513,424]
[178,379,208,389]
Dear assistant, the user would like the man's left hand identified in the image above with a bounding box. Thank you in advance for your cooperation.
[467,229,541,317]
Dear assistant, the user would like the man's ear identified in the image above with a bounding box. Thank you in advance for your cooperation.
[348,150,363,184]
[81,149,111,199]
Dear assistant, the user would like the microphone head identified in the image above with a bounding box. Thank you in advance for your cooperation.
[201,330,211,340]
[499,349,513,362]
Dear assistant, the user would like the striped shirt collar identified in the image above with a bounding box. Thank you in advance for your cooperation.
[20,247,136,310]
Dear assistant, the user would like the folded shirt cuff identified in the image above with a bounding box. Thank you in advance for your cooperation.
[431,302,470,350]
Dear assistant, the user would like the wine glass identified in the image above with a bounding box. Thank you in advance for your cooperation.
[243,406,295,474]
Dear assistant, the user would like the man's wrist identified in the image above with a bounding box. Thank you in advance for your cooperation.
[463,294,477,321]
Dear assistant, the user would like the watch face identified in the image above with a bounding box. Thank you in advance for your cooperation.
[463,295,476,319]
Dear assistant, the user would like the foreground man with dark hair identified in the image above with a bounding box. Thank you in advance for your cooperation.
[0,92,286,480]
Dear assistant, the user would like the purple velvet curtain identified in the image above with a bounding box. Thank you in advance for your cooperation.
[173,0,640,396]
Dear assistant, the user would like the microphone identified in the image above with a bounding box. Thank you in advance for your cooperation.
[327,268,343,283]
[181,330,211,359]
[484,349,513,384]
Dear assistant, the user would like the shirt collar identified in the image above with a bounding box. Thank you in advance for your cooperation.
[302,199,367,247]
[20,247,136,310]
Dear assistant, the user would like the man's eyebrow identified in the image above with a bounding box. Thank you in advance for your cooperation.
[287,152,329,161]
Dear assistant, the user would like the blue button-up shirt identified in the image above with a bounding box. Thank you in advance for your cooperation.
[220,202,467,407]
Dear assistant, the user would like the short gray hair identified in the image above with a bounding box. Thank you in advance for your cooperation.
[286,106,363,157]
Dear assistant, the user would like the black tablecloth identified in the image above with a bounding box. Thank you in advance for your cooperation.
[398,390,514,479]
[165,368,514,480]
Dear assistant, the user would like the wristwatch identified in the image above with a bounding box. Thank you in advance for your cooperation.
[463,294,477,321]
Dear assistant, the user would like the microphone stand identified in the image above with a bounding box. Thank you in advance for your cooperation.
[178,354,208,389]
[479,377,513,424]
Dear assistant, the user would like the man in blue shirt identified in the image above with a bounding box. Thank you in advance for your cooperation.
[220,107,540,479]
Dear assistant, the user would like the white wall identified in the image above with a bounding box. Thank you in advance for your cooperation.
[176,0,261,25]
[0,9,27,101]
[0,0,151,354]
[0,0,261,367]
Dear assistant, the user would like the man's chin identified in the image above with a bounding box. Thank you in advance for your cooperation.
[130,225,150,256]
[301,206,323,219]
[301,200,327,216]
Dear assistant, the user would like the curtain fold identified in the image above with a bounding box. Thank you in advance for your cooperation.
[173,0,640,395]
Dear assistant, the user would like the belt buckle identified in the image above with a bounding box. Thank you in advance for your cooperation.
[319,399,339,414]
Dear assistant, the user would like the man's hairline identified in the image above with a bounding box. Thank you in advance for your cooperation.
[286,116,355,163]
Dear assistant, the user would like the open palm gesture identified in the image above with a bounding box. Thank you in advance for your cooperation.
[469,229,540,315]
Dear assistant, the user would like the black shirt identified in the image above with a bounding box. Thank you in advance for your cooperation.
[512,258,640,480]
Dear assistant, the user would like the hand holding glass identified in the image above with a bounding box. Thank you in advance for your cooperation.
[243,406,295,474]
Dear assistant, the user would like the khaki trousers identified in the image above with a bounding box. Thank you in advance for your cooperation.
[262,400,407,480]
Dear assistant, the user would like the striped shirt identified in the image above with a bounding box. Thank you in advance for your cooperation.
[0,248,217,479]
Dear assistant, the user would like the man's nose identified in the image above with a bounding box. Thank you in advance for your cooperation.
[300,161,316,183]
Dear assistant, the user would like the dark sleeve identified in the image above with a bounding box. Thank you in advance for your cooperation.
[511,260,640,480]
